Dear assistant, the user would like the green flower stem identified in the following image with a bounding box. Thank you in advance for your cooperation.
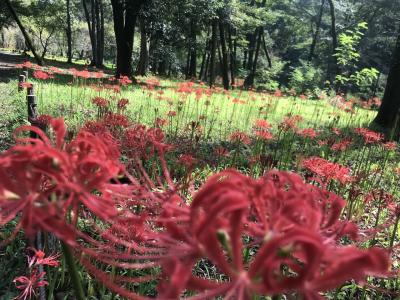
[61,241,85,300]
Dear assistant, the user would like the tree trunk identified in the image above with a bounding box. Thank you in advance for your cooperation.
[136,17,148,76]
[66,0,73,63]
[373,32,400,136]
[308,0,325,61]
[5,0,43,65]
[199,37,209,80]
[209,19,218,87]
[82,0,96,64]
[228,25,236,86]
[185,19,197,79]
[95,0,104,67]
[244,27,262,88]
[327,0,339,78]
[218,18,229,90]
[111,0,144,78]
[261,31,272,68]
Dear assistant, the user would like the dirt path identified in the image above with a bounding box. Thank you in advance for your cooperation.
[0,51,28,82]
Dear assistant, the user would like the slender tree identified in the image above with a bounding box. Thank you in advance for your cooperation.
[219,17,229,90]
[327,0,339,78]
[4,0,43,65]
[309,0,325,61]
[209,19,218,87]
[66,0,72,63]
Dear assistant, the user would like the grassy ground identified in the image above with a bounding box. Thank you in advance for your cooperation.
[0,66,399,299]
[5,77,376,137]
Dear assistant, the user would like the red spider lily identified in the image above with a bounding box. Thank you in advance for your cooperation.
[177,82,194,93]
[298,128,318,139]
[21,61,33,69]
[154,170,389,299]
[254,130,274,141]
[155,118,168,127]
[279,115,303,131]
[92,97,109,108]
[274,89,282,97]
[121,124,168,160]
[102,112,130,129]
[253,119,271,129]
[178,154,196,168]
[331,139,352,151]
[33,70,52,80]
[119,76,132,86]
[0,118,123,245]
[13,272,48,300]
[229,131,251,145]
[93,71,105,79]
[382,141,397,151]
[167,111,177,117]
[332,127,341,135]
[28,248,60,267]
[76,69,91,79]
[302,156,353,184]
[300,94,307,100]
[354,128,383,144]
[117,98,129,110]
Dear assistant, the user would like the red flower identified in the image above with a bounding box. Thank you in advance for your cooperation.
[302,156,353,184]
[119,76,132,86]
[254,130,274,141]
[298,128,318,139]
[117,98,129,110]
[155,170,388,299]
[253,119,271,129]
[331,139,352,151]
[274,89,282,97]
[279,115,303,131]
[28,248,60,268]
[229,131,251,145]
[0,118,123,245]
[92,97,109,108]
[13,272,48,300]
[382,141,397,151]
[167,111,177,117]
[178,154,196,168]
[33,70,52,80]
[354,128,383,144]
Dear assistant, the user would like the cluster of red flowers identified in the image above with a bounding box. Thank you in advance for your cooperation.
[354,128,383,144]
[298,128,318,139]
[279,115,303,131]
[229,131,252,145]
[0,119,392,299]
[33,70,53,80]
[92,96,109,108]
[302,156,353,184]
[13,248,59,300]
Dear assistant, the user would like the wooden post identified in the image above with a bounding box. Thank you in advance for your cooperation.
[22,69,29,80]
[18,74,26,91]
[27,86,38,139]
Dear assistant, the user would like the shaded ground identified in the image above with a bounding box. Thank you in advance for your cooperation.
[0,51,27,82]
[0,50,113,82]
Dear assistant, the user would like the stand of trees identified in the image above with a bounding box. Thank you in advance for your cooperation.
[1,0,399,133]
